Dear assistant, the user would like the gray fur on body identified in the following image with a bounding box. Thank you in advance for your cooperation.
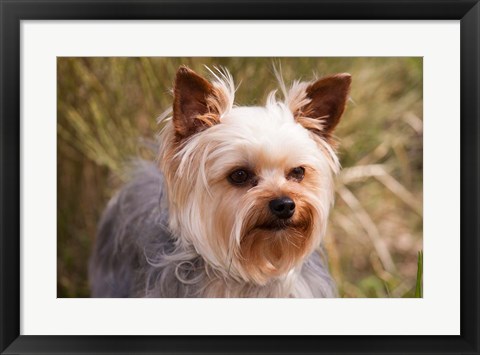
[89,161,337,298]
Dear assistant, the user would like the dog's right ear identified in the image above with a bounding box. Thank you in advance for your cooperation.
[173,66,221,141]
[291,73,351,143]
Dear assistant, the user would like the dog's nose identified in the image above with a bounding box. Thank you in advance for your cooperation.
[269,197,295,219]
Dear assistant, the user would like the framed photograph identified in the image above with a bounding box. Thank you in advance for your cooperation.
[1,0,479,354]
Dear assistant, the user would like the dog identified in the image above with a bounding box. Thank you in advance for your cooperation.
[89,66,351,298]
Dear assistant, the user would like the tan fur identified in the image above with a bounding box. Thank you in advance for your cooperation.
[237,187,317,284]
[158,66,350,290]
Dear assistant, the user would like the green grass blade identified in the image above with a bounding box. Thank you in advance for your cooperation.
[415,250,423,297]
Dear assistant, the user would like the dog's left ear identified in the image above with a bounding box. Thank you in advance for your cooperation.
[293,73,351,139]
[173,66,222,142]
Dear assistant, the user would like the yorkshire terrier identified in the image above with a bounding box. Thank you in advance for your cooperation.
[89,66,351,298]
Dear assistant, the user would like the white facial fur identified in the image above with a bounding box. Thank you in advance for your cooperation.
[163,102,338,284]
[159,67,349,285]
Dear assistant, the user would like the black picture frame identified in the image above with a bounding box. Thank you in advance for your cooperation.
[1,1,479,354]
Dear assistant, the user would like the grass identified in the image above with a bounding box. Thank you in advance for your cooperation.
[415,251,423,298]
[57,57,423,298]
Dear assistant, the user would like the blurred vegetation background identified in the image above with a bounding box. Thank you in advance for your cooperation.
[57,57,423,298]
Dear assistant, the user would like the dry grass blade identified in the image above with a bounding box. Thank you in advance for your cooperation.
[374,173,422,216]
[340,164,422,216]
[356,142,390,166]
[337,185,397,274]
[403,112,423,134]
[339,164,386,184]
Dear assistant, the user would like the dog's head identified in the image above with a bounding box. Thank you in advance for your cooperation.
[160,66,351,285]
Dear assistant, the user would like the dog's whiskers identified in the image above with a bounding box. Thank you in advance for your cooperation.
[90,65,349,298]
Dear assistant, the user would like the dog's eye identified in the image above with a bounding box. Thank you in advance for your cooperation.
[288,167,305,181]
[229,169,250,185]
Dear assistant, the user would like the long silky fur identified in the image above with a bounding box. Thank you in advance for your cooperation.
[89,160,336,298]
[89,67,347,298]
